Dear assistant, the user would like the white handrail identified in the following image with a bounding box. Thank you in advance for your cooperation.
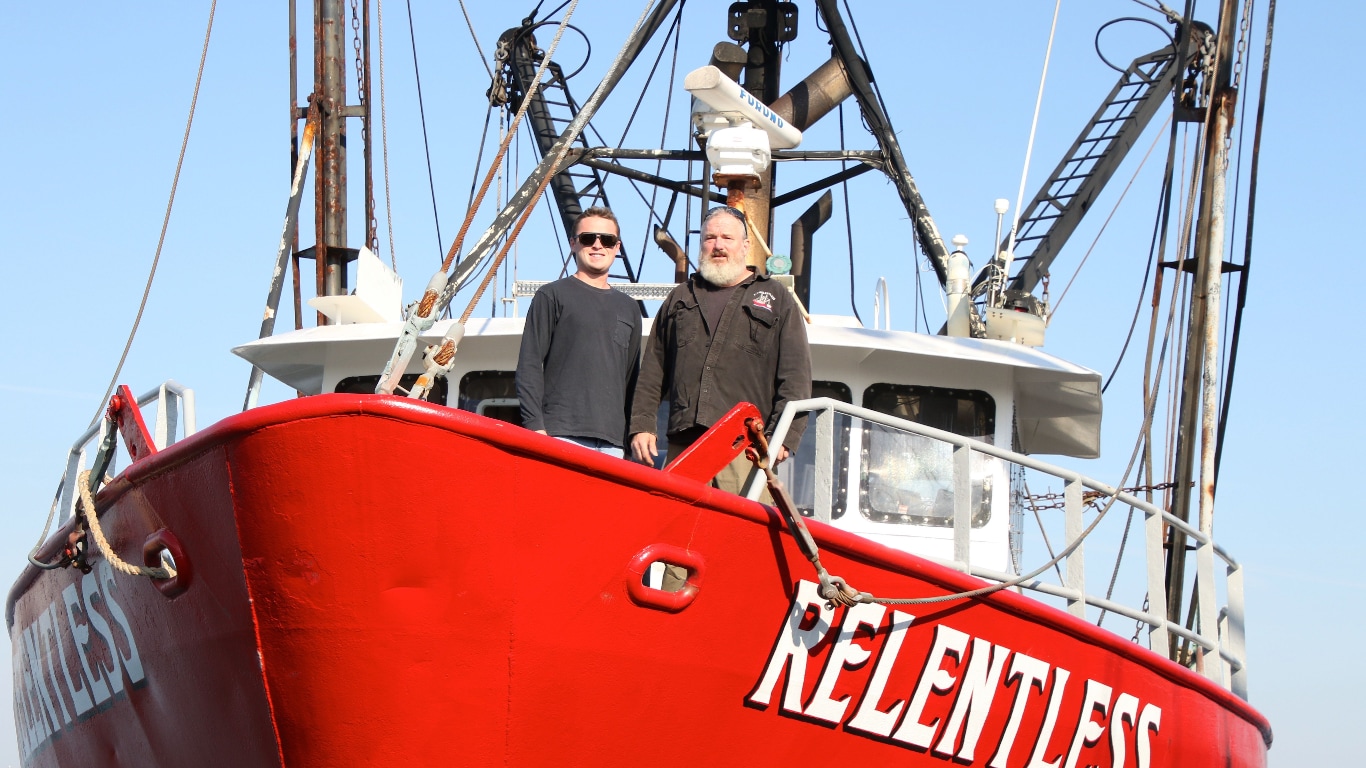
[760,396,1249,700]
[55,381,197,523]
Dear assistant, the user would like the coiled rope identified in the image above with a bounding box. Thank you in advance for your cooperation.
[76,470,176,580]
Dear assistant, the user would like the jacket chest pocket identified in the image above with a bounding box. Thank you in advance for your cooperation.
[739,303,776,356]
[671,301,703,348]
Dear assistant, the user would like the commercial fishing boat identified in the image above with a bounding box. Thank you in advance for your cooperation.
[8,1,1273,765]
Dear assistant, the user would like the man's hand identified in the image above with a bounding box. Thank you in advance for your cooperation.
[535,429,548,435]
[630,432,658,465]
[775,445,791,464]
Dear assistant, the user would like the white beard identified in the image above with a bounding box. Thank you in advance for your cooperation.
[697,256,747,287]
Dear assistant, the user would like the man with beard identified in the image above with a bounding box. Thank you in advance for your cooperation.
[517,206,641,458]
[629,205,811,497]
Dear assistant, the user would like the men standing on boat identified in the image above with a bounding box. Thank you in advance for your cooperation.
[629,205,811,496]
[517,207,642,458]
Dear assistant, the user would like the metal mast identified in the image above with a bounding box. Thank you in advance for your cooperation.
[1165,0,1240,654]
[288,0,371,324]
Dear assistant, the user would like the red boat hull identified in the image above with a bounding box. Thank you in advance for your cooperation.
[9,395,1270,766]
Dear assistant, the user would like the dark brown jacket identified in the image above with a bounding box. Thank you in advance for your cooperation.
[630,272,811,452]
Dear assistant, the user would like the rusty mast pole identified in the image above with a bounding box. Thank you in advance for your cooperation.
[1166,0,1239,652]
[317,0,349,302]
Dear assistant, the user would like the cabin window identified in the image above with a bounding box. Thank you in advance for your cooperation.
[458,371,522,427]
[858,384,996,528]
[335,374,448,405]
[779,381,852,518]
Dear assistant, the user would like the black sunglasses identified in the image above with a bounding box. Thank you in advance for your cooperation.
[576,232,619,248]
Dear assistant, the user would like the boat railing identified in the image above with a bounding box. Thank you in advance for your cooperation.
[54,381,197,524]
[760,396,1249,701]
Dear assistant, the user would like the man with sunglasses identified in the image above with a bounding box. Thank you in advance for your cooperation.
[516,207,641,458]
[629,206,811,499]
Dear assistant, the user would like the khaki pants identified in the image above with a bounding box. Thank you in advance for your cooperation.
[660,438,772,593]
[665,438,773,503]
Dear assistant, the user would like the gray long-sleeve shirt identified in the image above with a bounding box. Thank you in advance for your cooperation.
[516,277,642,446]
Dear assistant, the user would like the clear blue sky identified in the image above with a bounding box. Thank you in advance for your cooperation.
[1,2,1355,765]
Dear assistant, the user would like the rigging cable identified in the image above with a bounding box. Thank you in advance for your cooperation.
[1099,101,1205,621]
[436,0,580,280]
[613,12,678,147]
[917,236,930,333]
[535,5,687,268]
[453,1,500,281]
[1048,113,1171,321]
[466,110,498,213]
[1213,0,1256,439]
[1102,119,1180,393]
[378,0,398,270]
[532,6,686,278]
[836,0,937,310]
[1127,0,1180,21]
[1001,0,1063,299]
[513,21,593,80]
[1095,17,1175,74]
[837,104,862,325]
[456,0,656,322]
[1215,0,1274,484]
[539,0,574,23]
[636,2,686,279]
[88,0,217,429]
[403,0,445,259]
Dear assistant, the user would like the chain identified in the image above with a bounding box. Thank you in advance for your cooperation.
[351,0,365,105]
[1026,481,1178,512]
[1132,593,1150,643]
[351,0,379,252]
[1232,0,1254,93]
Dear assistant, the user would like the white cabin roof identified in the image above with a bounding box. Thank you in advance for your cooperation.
[234,314,1101,458]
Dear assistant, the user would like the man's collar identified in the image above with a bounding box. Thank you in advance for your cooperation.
[690,270,760,291]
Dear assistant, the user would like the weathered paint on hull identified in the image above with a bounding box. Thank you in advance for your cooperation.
[8,394,1270,767]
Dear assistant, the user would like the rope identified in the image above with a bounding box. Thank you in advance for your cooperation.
[77,470,175,580]
[88,0,217,429]
[457,0,495,79]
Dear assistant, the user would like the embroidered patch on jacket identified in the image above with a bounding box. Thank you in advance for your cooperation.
[751,290,776,311]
